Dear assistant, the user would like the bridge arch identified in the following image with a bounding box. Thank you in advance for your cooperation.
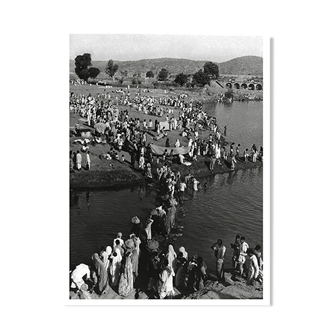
[241,83,247,89]
[226,83,232,88]
[233,83,240,89]
[256,83,262,90]
[248,83,255,90]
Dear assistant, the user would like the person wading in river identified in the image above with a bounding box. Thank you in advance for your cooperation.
[231,235,241,273]
[210,154,216,173]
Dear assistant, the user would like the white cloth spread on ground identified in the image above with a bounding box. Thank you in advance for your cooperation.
[159,121,170,131]
[150,144,191,156]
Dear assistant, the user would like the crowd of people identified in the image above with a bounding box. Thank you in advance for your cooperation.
[69,88,264,299]
[69,89,263,175]
[70,159,263,300]
[70,208,263,300]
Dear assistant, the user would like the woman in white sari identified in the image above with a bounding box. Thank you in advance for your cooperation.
[109,248,122,287]
[158,257,175,299]
[178,246,188,260]
[166,245,177,277]
[103,246,112,270]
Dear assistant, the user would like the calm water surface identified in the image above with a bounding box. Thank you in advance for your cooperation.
[70,101,263,271]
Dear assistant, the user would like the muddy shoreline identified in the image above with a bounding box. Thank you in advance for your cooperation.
[70,157,262,190]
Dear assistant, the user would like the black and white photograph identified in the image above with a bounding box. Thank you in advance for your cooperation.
[69,34,270,303]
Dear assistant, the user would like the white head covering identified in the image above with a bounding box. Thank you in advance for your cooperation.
[106,246,112,256]
[166,245,177,276]
[179,246,188,260]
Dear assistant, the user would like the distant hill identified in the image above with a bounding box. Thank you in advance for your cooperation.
[69,55,262,78]
[218,56,262,75]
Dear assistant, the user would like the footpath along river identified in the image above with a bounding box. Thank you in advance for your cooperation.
[70,101,263,272]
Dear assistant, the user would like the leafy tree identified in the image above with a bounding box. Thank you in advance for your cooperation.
[146,70,154,78]
[203,61,219,78]
[74,53,92,80]
[88,67,100,79]
[193,69,210,86]
[132,77,142,85]
[78,68,90,81]
[174,73,188,86]
[157,68,168,81]
[105,60,119,80]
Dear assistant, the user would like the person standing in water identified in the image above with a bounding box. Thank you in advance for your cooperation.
[211,239,226,282]
[231,235,241,274]
[231,155,237,170]
[210,154,216,173]
[193,178,200,191]
[238,236,249,277]
[247,249,259,286]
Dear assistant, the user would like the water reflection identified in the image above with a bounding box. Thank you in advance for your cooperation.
[86,191,91,213]
[240,169,247,183]
[138,185,144,201]
[226,171,236,185]
[70,191,81,215]
[145,183,155,197]
[258,166,263,177]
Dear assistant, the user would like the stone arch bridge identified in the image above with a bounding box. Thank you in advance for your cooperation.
[216,81,263,91]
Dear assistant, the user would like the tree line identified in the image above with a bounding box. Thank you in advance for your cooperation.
[74,54,220,87]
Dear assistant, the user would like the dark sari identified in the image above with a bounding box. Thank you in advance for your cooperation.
[91,253,108,294]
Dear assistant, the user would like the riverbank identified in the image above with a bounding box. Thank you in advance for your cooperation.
[70,155,262,189]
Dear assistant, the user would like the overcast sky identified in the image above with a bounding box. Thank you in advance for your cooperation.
[70,35,263,63]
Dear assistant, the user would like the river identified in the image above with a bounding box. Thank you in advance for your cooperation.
[70,101,263,271]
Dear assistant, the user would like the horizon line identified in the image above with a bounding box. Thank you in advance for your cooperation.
[69,55,263,62]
